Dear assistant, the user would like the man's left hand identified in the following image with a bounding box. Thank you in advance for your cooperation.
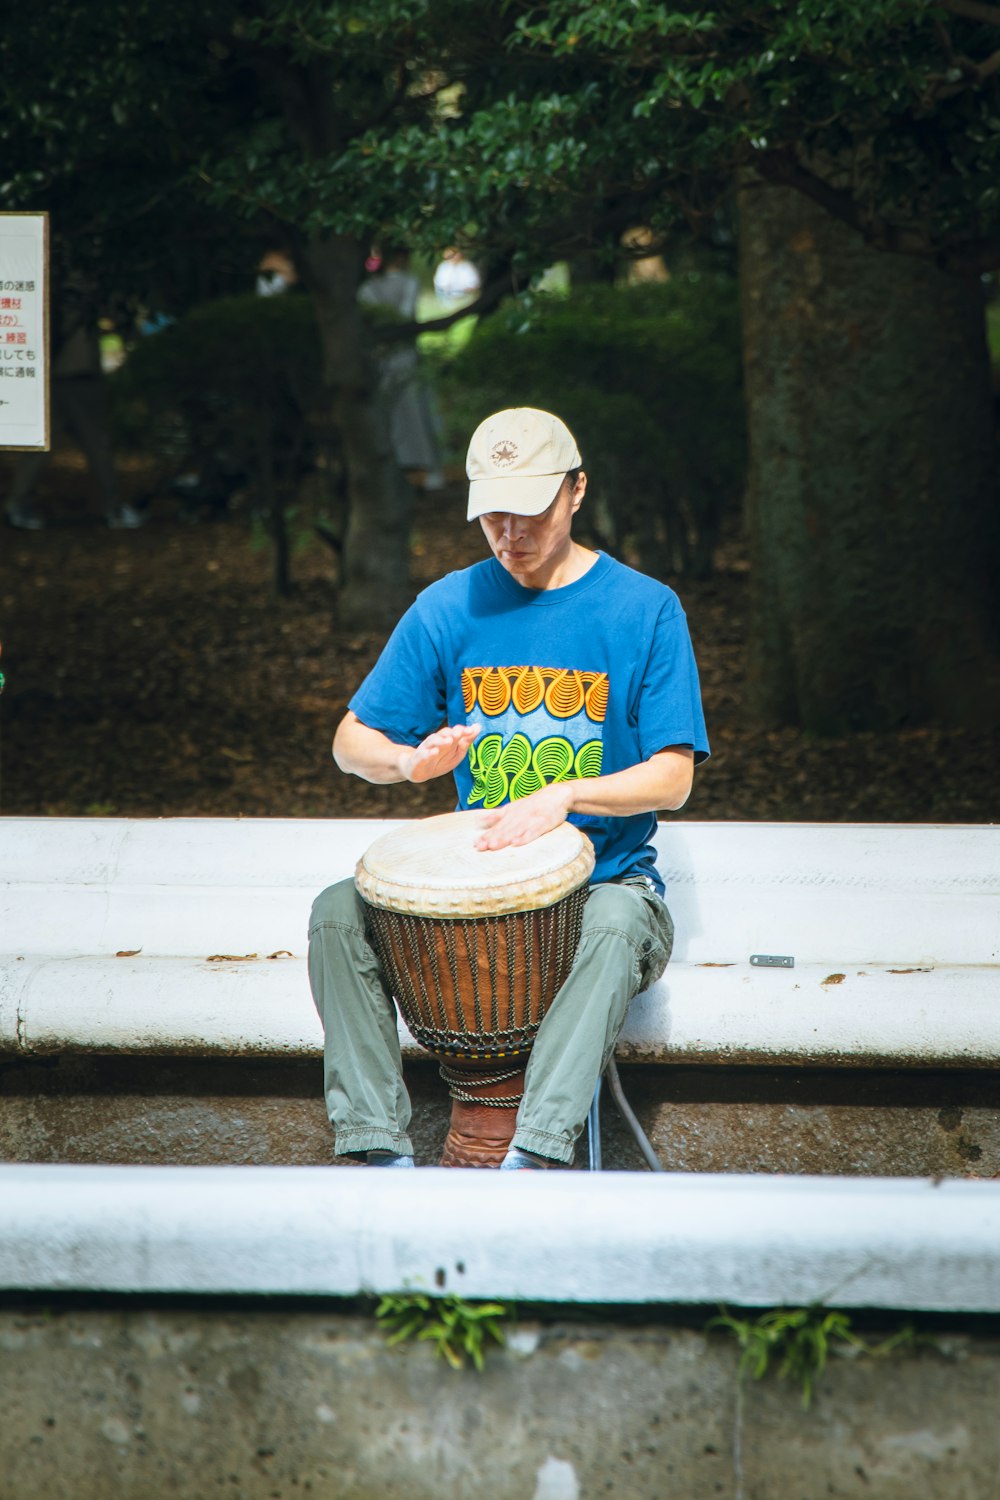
[473,783,575,850]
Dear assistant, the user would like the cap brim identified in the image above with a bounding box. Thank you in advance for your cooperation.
[467,472,566,521]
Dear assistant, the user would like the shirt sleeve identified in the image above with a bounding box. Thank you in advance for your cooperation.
[348,604,447,747]
[636,603,711,764]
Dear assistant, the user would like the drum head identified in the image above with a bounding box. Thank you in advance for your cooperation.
[355,811,595,918]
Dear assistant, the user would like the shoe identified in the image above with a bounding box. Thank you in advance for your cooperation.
[5,503,43,530]
[500,1148,557,1171]
[106,504,147,530]
[365,1151,415,1168]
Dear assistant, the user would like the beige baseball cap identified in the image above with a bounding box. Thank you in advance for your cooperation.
[466,408,582,520]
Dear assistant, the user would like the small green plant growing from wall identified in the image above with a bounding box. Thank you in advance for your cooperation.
[708,1304,918,1409]
[375,1293,509,1371]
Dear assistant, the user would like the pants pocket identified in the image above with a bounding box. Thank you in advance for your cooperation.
[635,890,674,989]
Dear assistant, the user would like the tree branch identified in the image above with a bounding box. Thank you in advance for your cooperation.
[372,267,515,344]
[975,42,1000,73]
[753,151,882,240]
[753,151,1000,272]
[938,0,1000,25]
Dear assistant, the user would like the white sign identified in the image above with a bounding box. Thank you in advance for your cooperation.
[0,212,49,450]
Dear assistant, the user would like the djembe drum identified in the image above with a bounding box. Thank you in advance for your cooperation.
[355,811,595,1167]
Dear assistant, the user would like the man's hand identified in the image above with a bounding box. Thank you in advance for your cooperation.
[470,746,696,849]
[334,711,481,785]
[474,782,575,850]
[399,723,481,784]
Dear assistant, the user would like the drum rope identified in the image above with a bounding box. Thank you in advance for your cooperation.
[367,909,410,1023]
[412,918,438,1028]
[486,915,499,1033]
[556,897,569,987]
[462,918,485,1038]
[509,912,524,1032]
[441,919,467,1035]
[483,915,496,1034]
[361,880,591,1065]
[438,1062,525,1106]
[411,916,441,1028]
[421,914,447,1032]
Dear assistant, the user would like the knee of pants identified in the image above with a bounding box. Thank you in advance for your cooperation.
[309,876,365,933]
[581,882,674,991]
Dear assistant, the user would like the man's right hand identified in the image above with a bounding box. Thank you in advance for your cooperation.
[333,710,481,785]
[399,723,481,783]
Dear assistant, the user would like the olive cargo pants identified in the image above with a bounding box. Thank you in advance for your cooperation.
[307,877,673,1165]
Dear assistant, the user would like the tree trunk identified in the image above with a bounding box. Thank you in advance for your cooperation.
[254,422,290,599]
[739,180,1000,732]
[300,234,413,630]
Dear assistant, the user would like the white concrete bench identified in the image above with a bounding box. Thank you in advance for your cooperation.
[3,818,1000,1312]
[1,818,998,1067]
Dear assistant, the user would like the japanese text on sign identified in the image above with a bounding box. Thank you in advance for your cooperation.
[0,214,48,450]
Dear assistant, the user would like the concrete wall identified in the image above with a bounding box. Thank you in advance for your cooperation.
[2,1304,998,1500]
[3,1056,999,1178]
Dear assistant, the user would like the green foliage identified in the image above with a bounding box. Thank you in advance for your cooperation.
[114,292,323,459]
[123,289,319,380]
[375,1293,509,1372]
[434,275,745,577]
[987,291,1000,364]
[708,1304,918,1409]
[508,0,1000,267]
[0,0,260,314]
[4,0,1000,350]
[114,294,328,593]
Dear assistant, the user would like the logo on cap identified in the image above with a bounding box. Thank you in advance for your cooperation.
[490,439,518,469]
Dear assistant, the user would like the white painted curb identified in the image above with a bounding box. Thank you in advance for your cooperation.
[2,1166,1000,1311]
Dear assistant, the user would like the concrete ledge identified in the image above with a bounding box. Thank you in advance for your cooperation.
[3,1165,1000,1311]
[3,818,998,963]
[3,818,999,1068]
[4,954,1000,1067]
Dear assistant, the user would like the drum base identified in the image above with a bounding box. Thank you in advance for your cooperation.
[438,1061,526,1169]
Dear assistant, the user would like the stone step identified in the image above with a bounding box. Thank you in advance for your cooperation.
[3,1054,999,1177]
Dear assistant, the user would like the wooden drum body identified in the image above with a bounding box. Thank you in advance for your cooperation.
[355,812,595,1166]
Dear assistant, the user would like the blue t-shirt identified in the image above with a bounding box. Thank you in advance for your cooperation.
[349,552,710,895]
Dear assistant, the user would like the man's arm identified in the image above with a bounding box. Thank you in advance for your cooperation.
[473,747,694,850]
[333,709,481,785]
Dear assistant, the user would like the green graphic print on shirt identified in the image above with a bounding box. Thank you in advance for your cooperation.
[462,665,608,810]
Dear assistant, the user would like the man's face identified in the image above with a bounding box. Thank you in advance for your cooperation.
[478,473,585,589]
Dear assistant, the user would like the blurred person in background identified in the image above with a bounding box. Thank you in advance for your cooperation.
[360,246,446,490]
[432,245,481,307]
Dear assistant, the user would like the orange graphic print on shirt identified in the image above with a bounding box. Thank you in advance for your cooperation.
[462,665,608,809]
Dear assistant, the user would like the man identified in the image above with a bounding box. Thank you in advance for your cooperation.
[308,407,709,1168]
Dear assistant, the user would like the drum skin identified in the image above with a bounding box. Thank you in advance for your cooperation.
[356,812,594,1062]
[354,810,594,919]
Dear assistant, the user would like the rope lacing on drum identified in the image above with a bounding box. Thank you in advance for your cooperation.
[362,882,590,1065]
[438,1062,525,1106]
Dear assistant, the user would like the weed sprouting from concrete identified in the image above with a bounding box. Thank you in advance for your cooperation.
[375,1292,508,1371]
[709,1304,924,1499]
[708,1304,917,1409]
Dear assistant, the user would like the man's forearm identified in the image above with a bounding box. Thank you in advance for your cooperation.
[472,747,695,851]
[333,713,409,783]
[333,711,481,785]
[566,749,694,817]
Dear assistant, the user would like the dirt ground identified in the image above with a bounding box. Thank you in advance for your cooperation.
[1,450,997,826]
